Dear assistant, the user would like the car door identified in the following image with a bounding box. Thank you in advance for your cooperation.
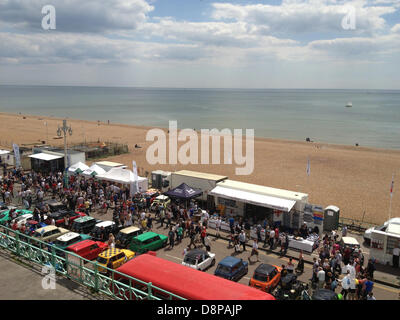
[198,254,209,270]
[148,236,160,251]
[88,243,100,260]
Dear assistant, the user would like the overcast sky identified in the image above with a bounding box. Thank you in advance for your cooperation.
[0,0,399,89]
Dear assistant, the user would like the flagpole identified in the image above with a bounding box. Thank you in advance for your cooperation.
[389,173,394,220]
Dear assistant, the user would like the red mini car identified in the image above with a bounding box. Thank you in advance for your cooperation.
[66,239,108,261]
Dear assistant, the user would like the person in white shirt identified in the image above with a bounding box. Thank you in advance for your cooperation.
[317,267,325,288]
[340,270,351,300]
[248,239,259,262]
[216,217,222,238]
[393,245,400,268]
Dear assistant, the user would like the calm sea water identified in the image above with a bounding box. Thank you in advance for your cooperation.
[0,85,399,149]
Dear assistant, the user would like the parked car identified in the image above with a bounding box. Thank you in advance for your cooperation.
[66,239,108,261]
[364,217,400,245]
[182,248,216,271]
[44,210,86,227]
[273,273,308,300]
[24,219,47,235]
[51,232,92,257]
[129,232,168,254]
[150,195,171,211]
[214,256,248,282]
[90,221,121,241]
[96,248,135,274]
[115,226,143,248]
[10,213,33,228]
[249,264,282,293]
[43,199,68,212]
[70,216,101,234]
[0,209,31,225]
[31,225,69,244]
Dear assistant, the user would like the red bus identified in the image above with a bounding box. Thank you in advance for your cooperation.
[115,253,275,300]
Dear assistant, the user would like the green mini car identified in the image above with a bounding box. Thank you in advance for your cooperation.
[0,209,32,225]
[129,232,168,254]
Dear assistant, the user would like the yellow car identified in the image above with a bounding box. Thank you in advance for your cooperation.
[96,248,135,274]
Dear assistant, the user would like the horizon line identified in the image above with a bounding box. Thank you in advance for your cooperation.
[1,83,399,91]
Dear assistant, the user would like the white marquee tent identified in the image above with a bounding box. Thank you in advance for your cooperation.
[96,167,148,195]
[81,164,106,178]
[68,161,89,174]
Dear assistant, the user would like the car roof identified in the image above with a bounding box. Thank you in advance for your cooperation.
[120,226,140,234]
[36,225,58,233]
[56,232,80,242]
[255,263,276,275]
[67,239,96,250]
[387,218,400,225]
[218,256,241,268]
[134,232,164,241]
[74,216,95,223]
[186,249,207,258]
[95,221,115,228]
[341,237,360,245]
[99,248,125,258]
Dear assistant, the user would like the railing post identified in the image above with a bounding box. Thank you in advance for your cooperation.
[51,246,56,269]
[148,282,153,300]
[94,262,99,292]
[15,231,20,256]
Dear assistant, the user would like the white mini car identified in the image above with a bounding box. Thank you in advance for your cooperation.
[11,213,33,228]
[182,249,216,271]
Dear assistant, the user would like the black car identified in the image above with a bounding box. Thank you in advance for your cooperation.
[43,199,68,212]
[90,221,121,241]
[70,216,102,234]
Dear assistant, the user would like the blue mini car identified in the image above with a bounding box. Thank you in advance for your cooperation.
[214,256,248,282]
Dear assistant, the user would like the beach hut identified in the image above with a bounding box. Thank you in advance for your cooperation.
[68,161,89,175]
[81,164,106,178]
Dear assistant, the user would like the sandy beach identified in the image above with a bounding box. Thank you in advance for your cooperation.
[1,111,399,225]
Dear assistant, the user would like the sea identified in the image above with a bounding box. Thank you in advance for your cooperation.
[0,85,399,150]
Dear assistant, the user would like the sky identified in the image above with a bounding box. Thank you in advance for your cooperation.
[0,0,399,89]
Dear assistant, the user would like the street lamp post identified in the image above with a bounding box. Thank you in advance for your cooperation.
[57,119,72,187]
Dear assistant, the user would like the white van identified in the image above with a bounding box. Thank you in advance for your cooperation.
[364,217,400,245]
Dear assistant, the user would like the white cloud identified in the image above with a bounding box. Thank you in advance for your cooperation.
[211,1,396,35]
[0,0,154,33]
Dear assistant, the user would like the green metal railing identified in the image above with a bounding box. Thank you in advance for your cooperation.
[0,225,185,300]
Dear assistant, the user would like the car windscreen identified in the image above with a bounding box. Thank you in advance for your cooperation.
[183,256,197,265]
[116,233,129,241]
[253,272,268,282]
[216,265,231,274]
[96,256,108,264]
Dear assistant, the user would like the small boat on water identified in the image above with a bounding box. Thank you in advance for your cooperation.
[345,102,352,108]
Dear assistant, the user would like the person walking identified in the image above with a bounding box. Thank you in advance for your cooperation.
[239,230,246,252]
[168,226,175,249]
[248,239,259,262]
[204,235,211,252]
[269,228,275,250]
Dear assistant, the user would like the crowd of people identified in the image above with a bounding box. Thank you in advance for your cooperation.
[0,166,383,300]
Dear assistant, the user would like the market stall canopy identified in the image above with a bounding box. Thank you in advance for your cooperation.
[0,150,10,156]
[164,183,202,200]
[209,185,296,212]
[28,153,63,161]
[81,164,106,177]
[68,161,89,174]
[96,167,147,185]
